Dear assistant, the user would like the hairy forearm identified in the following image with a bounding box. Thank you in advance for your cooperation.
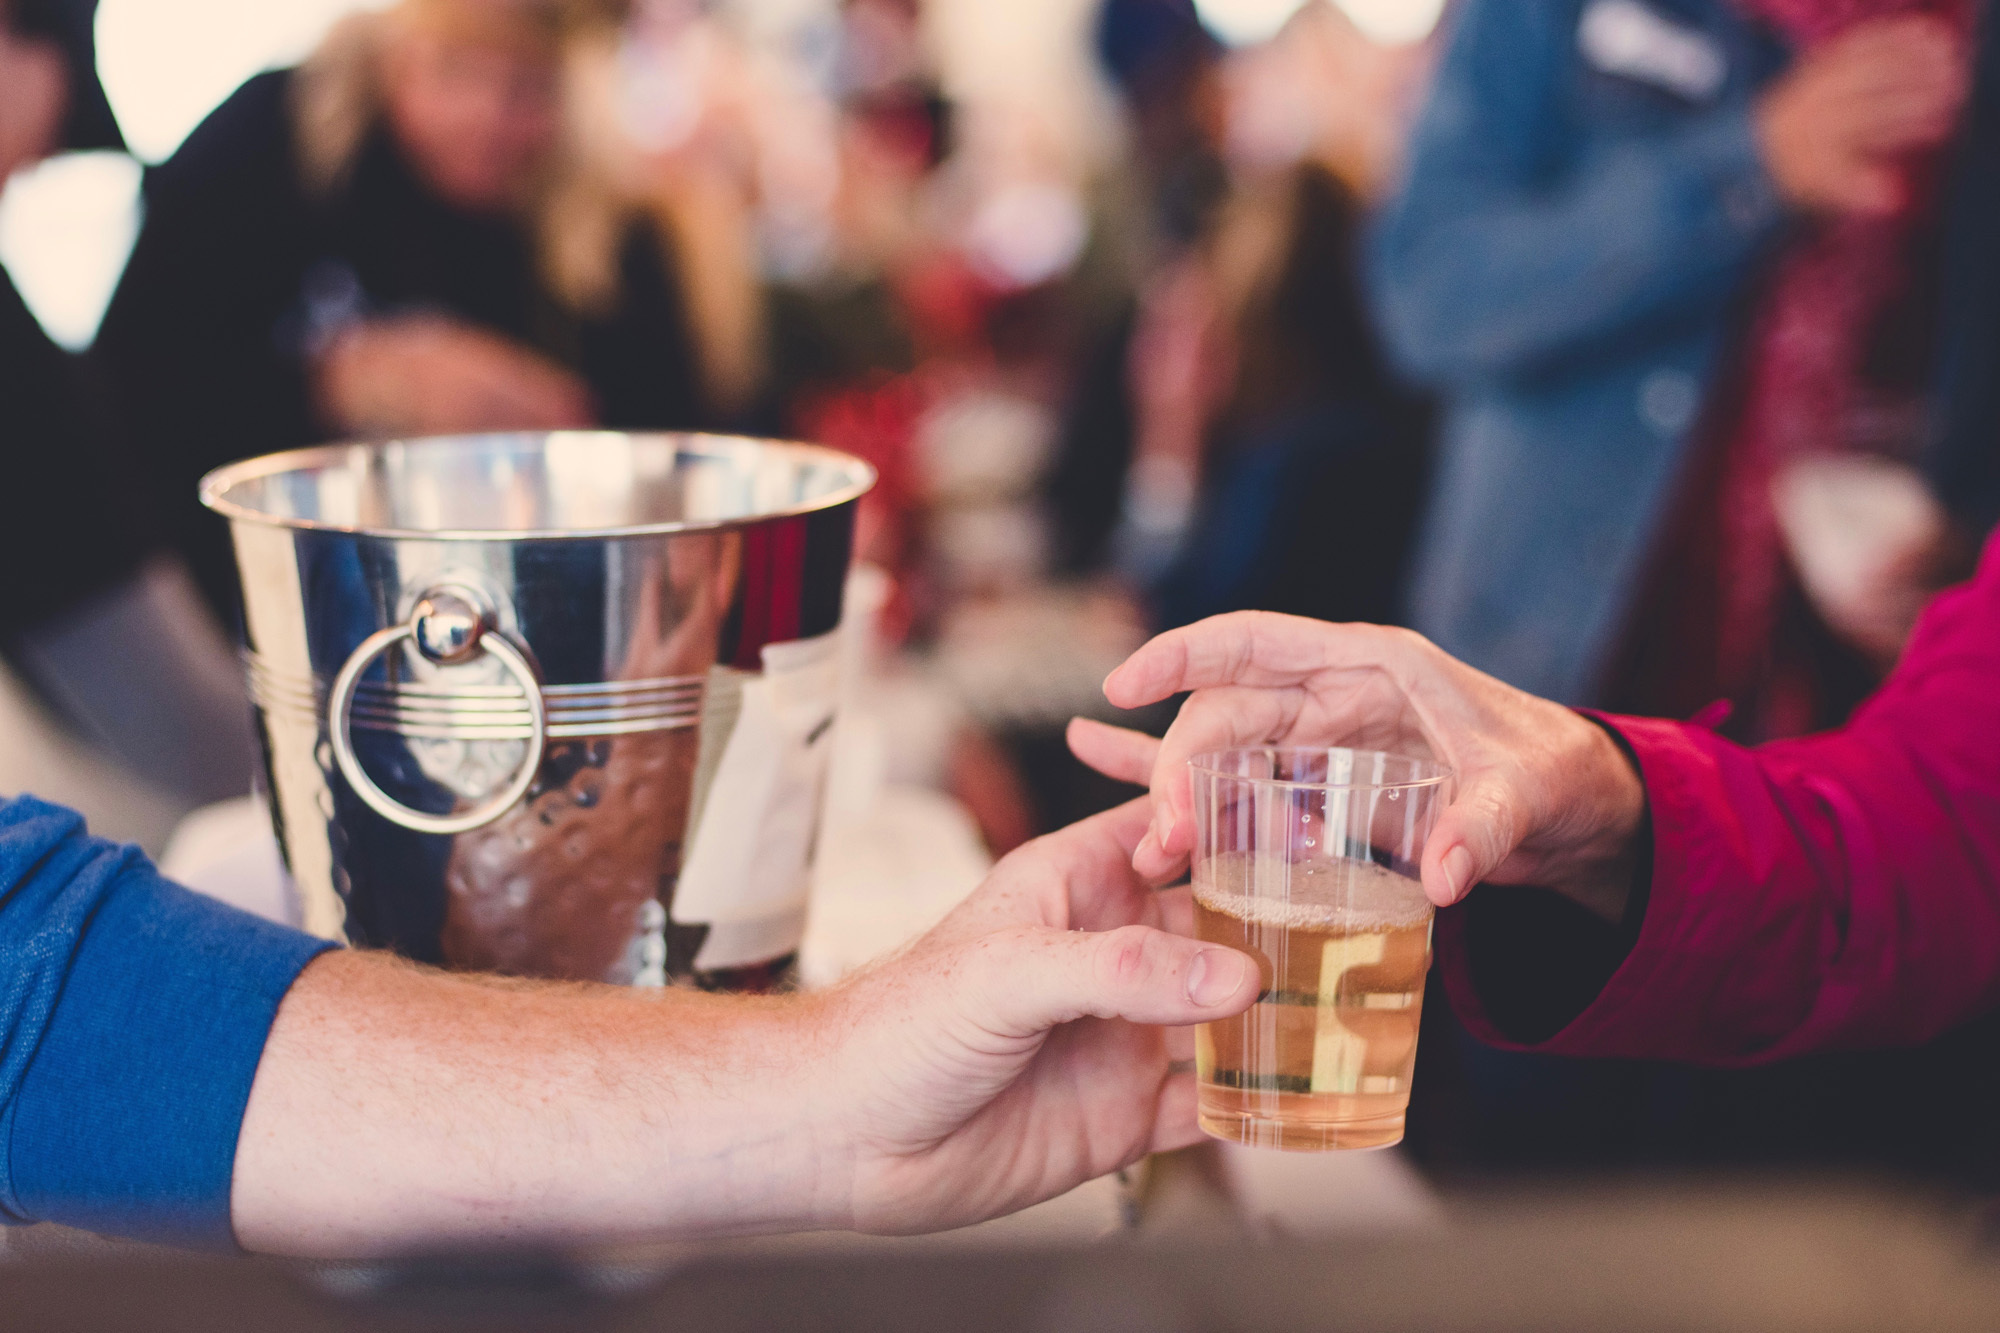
[229,797,1257,1255]
[230,951,849,1256]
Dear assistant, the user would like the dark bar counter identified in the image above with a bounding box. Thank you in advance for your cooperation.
[4,1181,1998,1332]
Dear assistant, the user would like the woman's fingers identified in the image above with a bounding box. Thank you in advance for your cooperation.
[1106,617,1435,838]
[1418,771,1527,906]
[1105,615,1477,882]
[1104,611,1408,708]
[1150,683,1310,770]
[1127,684,1306,875]
[1071,695,1313,881]
[1825,14,1958,82]
[1847,93,1965,151]
[1132,828,1191,883]
[1065,717,1161,787]
[1141,676,1428,869]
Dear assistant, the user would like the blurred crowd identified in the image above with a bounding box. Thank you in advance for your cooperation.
[4,0,1999,1195]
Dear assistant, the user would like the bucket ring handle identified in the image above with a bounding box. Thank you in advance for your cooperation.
[326,589,547,836]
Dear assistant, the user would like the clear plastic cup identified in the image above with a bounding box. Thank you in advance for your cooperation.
[1189,747,1450,1150]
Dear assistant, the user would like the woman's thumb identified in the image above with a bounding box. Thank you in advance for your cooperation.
[1420,775,1522,906]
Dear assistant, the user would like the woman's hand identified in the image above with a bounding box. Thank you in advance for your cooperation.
[1069,613,1648,923]
[1756,15,1967,217]
[313,314,596,437]
[816,798,1259,1233]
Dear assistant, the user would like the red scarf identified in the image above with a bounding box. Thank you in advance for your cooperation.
[1705,0,1971,732]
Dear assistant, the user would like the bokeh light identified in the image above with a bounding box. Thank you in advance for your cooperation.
[1195,0,1446,47]
[1332,0,1445,46]
[0,152,140,350]
[96,0,388,164]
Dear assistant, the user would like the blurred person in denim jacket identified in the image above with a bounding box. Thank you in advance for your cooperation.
[1369,0,1985,1176]
[1372,0,1969,737]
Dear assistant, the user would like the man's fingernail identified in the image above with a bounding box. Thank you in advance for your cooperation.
[1441,845,1474,902]
[1187,949,1249,1007]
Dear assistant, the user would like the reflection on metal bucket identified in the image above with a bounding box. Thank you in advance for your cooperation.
[202,432,873,990]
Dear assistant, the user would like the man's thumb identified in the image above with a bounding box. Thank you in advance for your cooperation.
[968,926,1261,1038]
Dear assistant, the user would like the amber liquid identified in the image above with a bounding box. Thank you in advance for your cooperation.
[1193,854,1433,1150]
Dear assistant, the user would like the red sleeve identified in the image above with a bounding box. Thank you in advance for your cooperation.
[1440,535,2000,1066]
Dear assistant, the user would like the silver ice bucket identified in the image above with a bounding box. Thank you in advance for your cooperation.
[201,432,874,989]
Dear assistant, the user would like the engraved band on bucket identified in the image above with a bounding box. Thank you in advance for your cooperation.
[247,653,706,740]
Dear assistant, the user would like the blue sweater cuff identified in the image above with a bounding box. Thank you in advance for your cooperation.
[6,880,333,1249]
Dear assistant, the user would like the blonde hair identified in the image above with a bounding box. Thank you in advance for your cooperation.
[290,3,633,315]
[392,0,628,48]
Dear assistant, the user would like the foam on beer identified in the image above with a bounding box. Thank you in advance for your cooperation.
[1192,854,1433,933]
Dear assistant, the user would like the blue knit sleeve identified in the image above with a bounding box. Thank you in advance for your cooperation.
[0,795,333,1248]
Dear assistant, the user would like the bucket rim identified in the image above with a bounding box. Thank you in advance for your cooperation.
[198,430,878,541]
